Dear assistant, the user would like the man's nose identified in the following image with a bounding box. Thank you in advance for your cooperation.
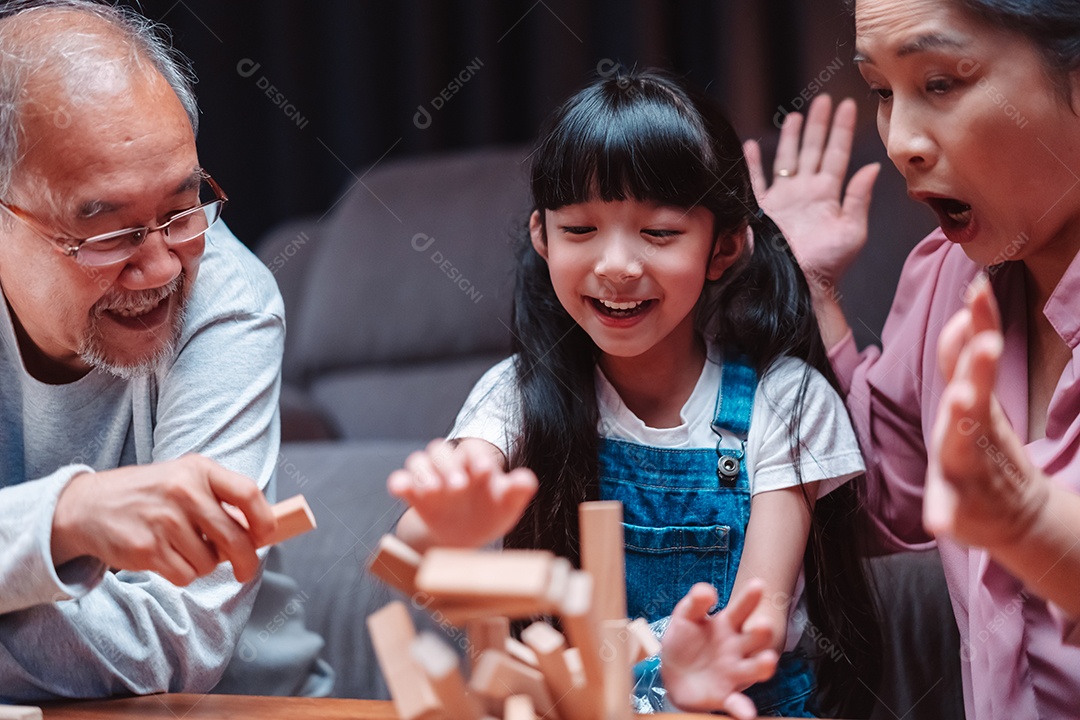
[116,229,183,290]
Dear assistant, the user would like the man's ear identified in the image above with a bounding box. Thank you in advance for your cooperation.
[706,225,748,281]
[529,210,548,260]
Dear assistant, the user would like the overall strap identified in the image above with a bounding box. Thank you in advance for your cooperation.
[710,349,758,486]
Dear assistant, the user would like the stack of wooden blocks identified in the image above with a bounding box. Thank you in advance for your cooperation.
[366,501,659,720]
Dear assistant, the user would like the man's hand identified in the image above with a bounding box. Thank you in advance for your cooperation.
[51,454,275,586]
[661,580,778,719]
[745,95,879,294]
[388,438,537,550]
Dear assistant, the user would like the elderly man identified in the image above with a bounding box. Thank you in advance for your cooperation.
[0,0,323,701]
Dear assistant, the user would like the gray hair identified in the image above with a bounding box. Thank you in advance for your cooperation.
[0,0,199,197]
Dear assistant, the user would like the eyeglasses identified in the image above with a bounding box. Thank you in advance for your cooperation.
[0,171,228,267]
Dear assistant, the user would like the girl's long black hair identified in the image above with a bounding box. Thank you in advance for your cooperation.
[505,69,881,718]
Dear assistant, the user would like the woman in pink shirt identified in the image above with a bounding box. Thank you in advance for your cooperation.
[743,0,1080,716]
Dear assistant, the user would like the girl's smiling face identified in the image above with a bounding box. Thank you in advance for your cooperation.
[531,199,740,365]
[855,0,1080,268]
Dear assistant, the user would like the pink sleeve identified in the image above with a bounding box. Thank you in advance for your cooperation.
[829,231,975,554]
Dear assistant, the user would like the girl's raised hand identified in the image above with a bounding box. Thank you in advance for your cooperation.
[388,438,538,549]
[744,94,879,290]
[661,580,778,719]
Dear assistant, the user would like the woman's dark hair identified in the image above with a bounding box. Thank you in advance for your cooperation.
[505,68,881,717]
[960,0,1080,92]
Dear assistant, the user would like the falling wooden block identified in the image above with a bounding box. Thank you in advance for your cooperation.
[466,616,510,668]
[559,571,604,690]
[416,549,557,608]
[563,647,585,687]
[505,637,540,668]
[223,494,317,547]
[600,620,632,720]
[0,707,41,720]
[579,502,626,622]
[625,617,661,664]
[411,632,483,720]
[439,599,556,626]
[367,534,423,596]
[367,602,442,720]
[504,695,536,720]
[469,649,558,719]
[521,622,595,720]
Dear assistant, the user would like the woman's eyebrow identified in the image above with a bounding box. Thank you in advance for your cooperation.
[854,32,969,64]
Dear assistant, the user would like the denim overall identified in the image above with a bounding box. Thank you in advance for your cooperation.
[598,352,816,717]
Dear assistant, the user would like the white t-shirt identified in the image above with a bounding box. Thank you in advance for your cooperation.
[449,345,865,652]
[451,346,865,496]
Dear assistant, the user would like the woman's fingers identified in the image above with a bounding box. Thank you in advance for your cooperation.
[773,112,804,178]
[743,139,768,201]
[820,97,857,178]
[796,94,833,175]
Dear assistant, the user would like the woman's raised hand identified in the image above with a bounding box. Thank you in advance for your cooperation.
[388,438,537,549]
[744,95,880,291]
[924,278,1048,550]
[661,580,778,719]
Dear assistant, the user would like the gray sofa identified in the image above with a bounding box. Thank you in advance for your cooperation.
[254,143,964,718]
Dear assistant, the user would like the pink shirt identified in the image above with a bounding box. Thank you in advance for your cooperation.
[830,229,1080,719]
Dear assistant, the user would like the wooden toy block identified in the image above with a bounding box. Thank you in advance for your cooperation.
[465,616,509,669]
[563,647,586,687]
[600,620,632,720]
[625,617,661,664]
[558,571,604,690]
[503,694,536,720]
[439,600,553,627]
[578,502,626,622]
[411,631,483,720]
[505,637,540,668]
[223,494,316,547]
[521,622,595,720]
[366,601,442,720]
[0,707,41,720]
[367,533,423,596]
[416,549,557,607]
[469,649,558,719]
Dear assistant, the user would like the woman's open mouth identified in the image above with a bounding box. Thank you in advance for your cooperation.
[924,197,978,244]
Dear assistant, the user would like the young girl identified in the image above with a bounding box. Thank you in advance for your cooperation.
[390,69,880,718]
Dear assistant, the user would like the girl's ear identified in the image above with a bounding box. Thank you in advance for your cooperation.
[529,210,549,260]
[706,225,748,281]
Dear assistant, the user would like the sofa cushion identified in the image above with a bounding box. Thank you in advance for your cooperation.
[272,440,426,700]
[309,353,508,441]
[288,147,530,383]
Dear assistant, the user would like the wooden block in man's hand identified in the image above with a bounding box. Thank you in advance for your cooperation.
[223,494,316,546]
[0,706,42,720]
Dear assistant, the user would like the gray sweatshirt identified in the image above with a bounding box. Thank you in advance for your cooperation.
[0,224,285,701]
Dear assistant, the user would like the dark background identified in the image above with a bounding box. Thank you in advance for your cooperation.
[125,0,879,247]
[121,0,938,347]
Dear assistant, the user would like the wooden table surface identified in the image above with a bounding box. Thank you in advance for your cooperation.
[38,695,832,720]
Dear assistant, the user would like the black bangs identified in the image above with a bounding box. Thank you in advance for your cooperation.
[530,74,728,212]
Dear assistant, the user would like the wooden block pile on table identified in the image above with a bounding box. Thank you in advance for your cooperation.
[366,501,659,720]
